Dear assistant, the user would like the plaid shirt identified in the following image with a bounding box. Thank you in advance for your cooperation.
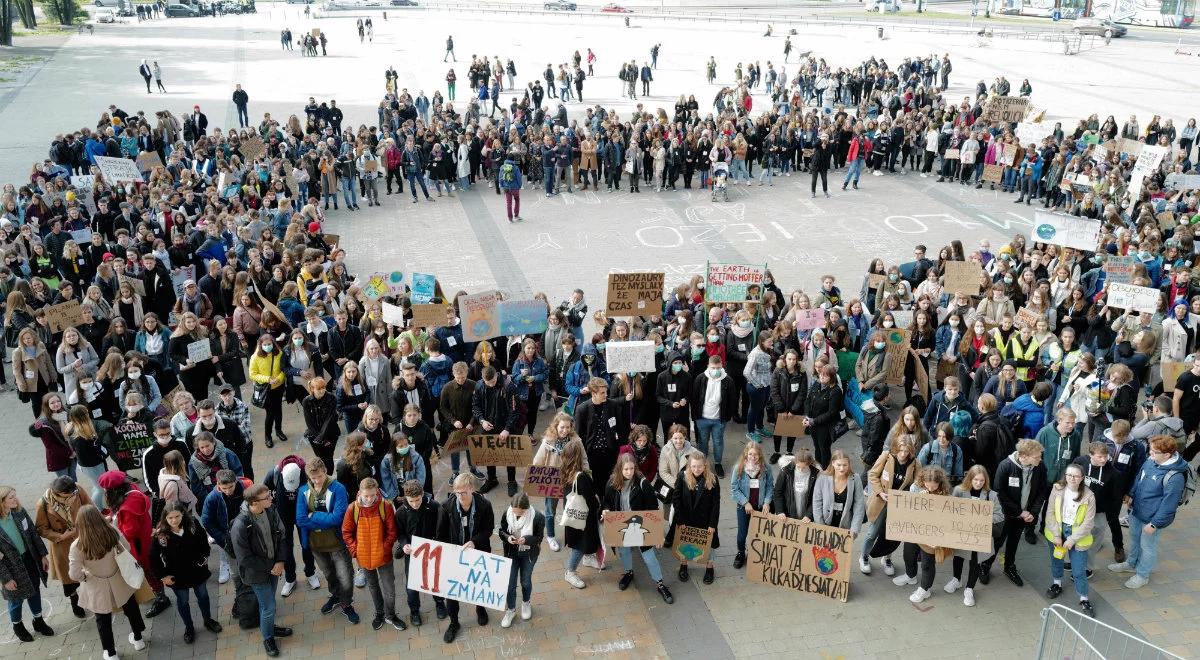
[218,398,253,445]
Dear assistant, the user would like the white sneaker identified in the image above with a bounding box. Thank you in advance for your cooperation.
[103,652,120,660]
[858,555,872,575]
[354,567,367,588]
[281,580,296,598]
[908,587,931,604]
[128,633,146,651]
[501,609,516,628]
[1124,575,1149,589]
[892,574,917,586]
[581,554,600,569]
[963,588,975,607]
[1108,562,1134,573]
[539,399,550,412]
[920,173,928,178]
[547,537,561,552]
[218,560,230,584]
[308,574,321,590]
[564,571,586,589]
[882,557,896,576]
[520,601,532,620]
[943,577,961,594]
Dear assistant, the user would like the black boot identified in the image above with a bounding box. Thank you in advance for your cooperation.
[12,622,33,643]
[70,593,86,618]
[31,617,54,637]
[145,591,171,618]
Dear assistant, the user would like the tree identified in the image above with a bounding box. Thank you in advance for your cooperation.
[39,0,81,25]
[15,0,35,29]
[1,0,14,46]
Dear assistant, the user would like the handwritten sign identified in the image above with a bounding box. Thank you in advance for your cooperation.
[981,163,1004,184]
[113,420,153,472]
[605,340,656,373]
[523,465,563,498]
[673,525,713,563]
[460,290,501,342]
[1129,145,1169,198]
[410,304,449,329]
[981,95,1030,124]
[706,263,765,303]
[498,299,548,336]
[44,299,84,333]
[793,308,825,331]
[1161,361,1188,393]
[186,339,212,364]
[171,265,195,299]
[605,272,665,316]
[601,510,665,547]
[443,429,469,455]
[362,273,389,301]
[773,415,807,438]
[70,229,93,246]
[94,155,144,183]
[1102,255,1137,285]
[1015,121,1053,148]
[411,273,437,304]
[135,151,164,174]
[885,489,994,554]
[405,537,512,611]
[746,512,851,602]
[381,301,406,327]
[891,310,914,330]
[943,261,983,296]
[241,136,266,162]
[884,328,910,386]
[1165,173,1200,191]
[1031,211,1100,251]
[466,434,532,467]
[1013,307,1041,331]
[1106,282,1161,315]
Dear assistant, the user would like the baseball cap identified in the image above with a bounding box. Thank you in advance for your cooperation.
[281,463,302,492]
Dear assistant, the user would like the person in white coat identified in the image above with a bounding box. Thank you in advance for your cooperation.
[1160,302,1197,363]
[355,149,382,207]
[456,136,472,191]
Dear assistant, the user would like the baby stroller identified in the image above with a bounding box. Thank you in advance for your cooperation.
[711,162,730,202]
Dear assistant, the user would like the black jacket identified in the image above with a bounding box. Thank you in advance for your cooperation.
[671,473,721,549]
[862,408,891,467]
[230,504,287,585]
[150,523,211,589]
[435,493,494,552]
[602,475,659,551]
[769,366,807,416]
[302,393,340,449]
[969,411,1014,477]
[392,378,437,427]
[325,324,364,371]
[772,462,819,520]
[805,382,844,444]
[498,510,545,563]
[394,493,440,555]
[186,415,247,457]
[994,454,1048,519]
[1071,456,1123,514]
[690,373,736,423]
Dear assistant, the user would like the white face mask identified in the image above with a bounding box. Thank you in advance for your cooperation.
[128,370,142,379]
[883,320,894,328]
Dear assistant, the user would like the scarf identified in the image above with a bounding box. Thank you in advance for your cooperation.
[43,489,75,532]
[505,506,534,541]
[631,442,650,465]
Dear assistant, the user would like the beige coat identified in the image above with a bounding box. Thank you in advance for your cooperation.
[866,452,916,522]
[68,537,138,614]
[13,344,56,393]
[35,489,93,584]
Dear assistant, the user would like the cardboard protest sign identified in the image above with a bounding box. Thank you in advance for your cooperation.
[745,512,851,602]
[112,420,154,471]
[311,27,321,37]
[996,143,1018,167]
[891,310,913,329]
[411,273,437,304]
[1115,138,1143,158]
[1165,173,1200,191]
[1031,211,1100,251]
[322,234,340,248]
[605,272,665,316]
[94,155,143,183]
[773,414,807,438]
[884,328,910,386]
[943,261,983,296]
[706,263,765,303]
[793,308,825,331]
[460,290,501,341]
[466,434,532,467]
[381,302,406,327]
[605,340,656,373]
[1156,211,1177,231]
[70,174,95,189]
[119,276,146,297]
[171,265,195,299]
[405,537,512,611]
[982,95,1031,123]
[1013,307,1041,331]
[44,300,84,333]
[1161,361,1188,393]
[362,273,389,301]
[410,303,449,329]
[498,299,549,335]
[1102,255,1137,285]
[885,489,994,554]
[523,465,563,498]
[443,429,469,455]
[186,339,212,364]
[601,510,666,547]
[135,151,164,173]
[673,525,713,563]
[1106,282,1161,315]
[944,148,960,161]
[981,163,1004,184]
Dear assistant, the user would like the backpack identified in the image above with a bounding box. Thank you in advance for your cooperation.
[1166,467,1196,507]
[500,163,516,185]
[1000,410,1025,439]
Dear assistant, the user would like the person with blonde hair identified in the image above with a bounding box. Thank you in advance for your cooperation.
[435,472,495,643]
[0,485,54,643]
[860,435,917,576]
[69,504,148,658]
[947,465,1002,605]
[730,442,773,569]
[671,453,721,584]
[894,465,954,604]
[988,439,1048,587]
[813,449,864,535]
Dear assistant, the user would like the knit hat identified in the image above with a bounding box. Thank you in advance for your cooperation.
[97,470,129,490]
[281,463,302,492]
[307,221,321,233]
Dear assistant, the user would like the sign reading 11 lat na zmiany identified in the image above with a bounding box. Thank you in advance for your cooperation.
[405,536,512,611]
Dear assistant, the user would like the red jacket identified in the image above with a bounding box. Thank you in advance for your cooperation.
[385,146,403,170]
[115,488,153,568]
[618,443,659,481]
[29,418,75,472]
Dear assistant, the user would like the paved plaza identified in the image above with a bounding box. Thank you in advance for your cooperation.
[1,3,1200,658]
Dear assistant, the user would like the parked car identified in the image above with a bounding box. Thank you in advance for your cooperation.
[165,3,200,16]
[95,7,116,21]
[544,0,576,10]
[600,3,631,12]
[1071,17,1127,38]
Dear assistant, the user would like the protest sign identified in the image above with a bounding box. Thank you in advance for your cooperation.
[605,340,656,373]
[1161,361,1188,393]
[1024,105,1047,123]
[69,228,92,246]
[405,537,511,611]
[1015,121,1054,148]
[745,512,851,602]
[1115,137,1143,157]
[186,339,212,364]
[119,275,146,297]
[112,420,154,472]
[944,148,960,161]
[322,234,340,248]
[135,151,164,174]
[673,526,714,563]
[601,510,666,548]
[605,272,665,316]
[884,328,910,386]
[982,95,1030,123]
[498,299,549,335]
[70,174,95,190]
[1031,211,1100,251]
[706,263,766,303]
[1165,173,1200,191]
[411,273,437,304]
[773,414,807,438]
[467,434,533,467]
[885,489,994,554]
[362,273,389,300]
[1156,211,1177,231]
[866,273,885,290]
[1102,255,1137,285]
[1106,282,1161,314]
[94,155,143,183]
[410,303,449,329]
[442,429,470,456]
[891,310,914,329]
[942,261,983,296]
[1013,307,1041,331]
[793,308,825,331]
[460,290,501,341]
[240,135,266,162]
[381,301,406,327]
[523,465,563,498]
[311,27,321,37]
[44,300,84,333]
[996,143,1018,167]
[981,163,1004,184]
[385,271,405,295]
[1128,145,1169,198]
[171,265,195,298]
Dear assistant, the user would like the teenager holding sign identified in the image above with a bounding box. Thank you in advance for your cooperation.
[434,474,494,643]
[602,453,674,604]
[672,454,721,584]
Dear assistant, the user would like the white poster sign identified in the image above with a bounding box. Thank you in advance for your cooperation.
[404,537,511,611]
[381,301,406,327]
[605,340,656,373]
[1031,211,1100,251]
[1106,282,1161,315]
[1128,145,1169,198]
[93,156,144,183]
[1015,122,1054,148]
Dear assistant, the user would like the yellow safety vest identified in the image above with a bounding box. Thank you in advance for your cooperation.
[1043,491,1093,550]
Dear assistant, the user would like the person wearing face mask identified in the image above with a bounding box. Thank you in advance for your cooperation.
[849,331,891,431]
[656,353,691,441]
[29,393,76,480]
[141,418,190,498]
[723,311,755,423]
[187,399,252,481]
[563,344,608,415]
[689,356,735,478]
[250,336,287,447]
[511,338,549,436]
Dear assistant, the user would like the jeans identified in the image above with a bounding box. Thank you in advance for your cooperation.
[53,460,78,483]
[505,552,536,609]
[94,595,146,653]
[407,172,430,199]
[249,577,277,641]
[731,159,748,183]
[759,161,773,185]
[281,519,315,584]
[859,511,888,560]
[843,159,863,187]
[1049,523,1089,599]
[365,561,397,617]
[543,167,556,195]
[544,497,560,539]
[6,553,42,622]
[504,189,521,219]
[450,449,477,475]
[566,547,585,572]
[735,506,757,554]
[695,418,726,464]
[171,581,212,631]
[617,546,663,581]
[362,177,379,205]
[236,105,249,128]
[78,462,107,509]
[745,384,769,435]
[1126,513,1161,579]
[312,546,355,607]
[340,178,358,207]
[555,165,574,193]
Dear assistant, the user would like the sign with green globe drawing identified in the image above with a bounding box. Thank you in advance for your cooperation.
[672,525,712,564]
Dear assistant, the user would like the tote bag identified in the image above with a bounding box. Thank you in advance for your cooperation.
[558,473,589,531]
[114,540,145,590]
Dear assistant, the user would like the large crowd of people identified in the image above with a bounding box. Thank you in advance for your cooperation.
[1,32,1198,658]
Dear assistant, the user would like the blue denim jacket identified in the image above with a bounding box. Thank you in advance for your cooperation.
[730,463,775,508]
